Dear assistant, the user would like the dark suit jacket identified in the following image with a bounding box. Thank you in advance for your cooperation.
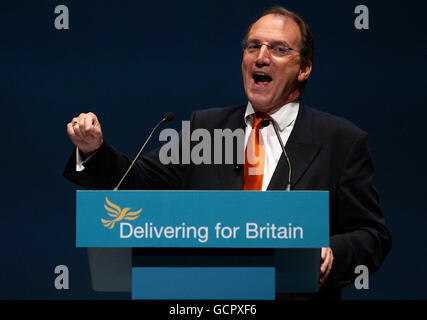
[64,101,391,299]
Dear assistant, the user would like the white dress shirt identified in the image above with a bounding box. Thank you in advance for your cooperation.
[75,147,93,172]
[244,101,299,191]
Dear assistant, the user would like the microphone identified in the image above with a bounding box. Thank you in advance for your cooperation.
[113,112,175,190]
[163,112,175,122]
[260,118,292,191]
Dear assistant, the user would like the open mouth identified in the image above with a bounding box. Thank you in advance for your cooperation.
[252,72,272,87]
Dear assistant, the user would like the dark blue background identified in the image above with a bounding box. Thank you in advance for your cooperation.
[1,0,425,299]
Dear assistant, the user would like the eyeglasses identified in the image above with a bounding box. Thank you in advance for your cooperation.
[241,39,298,57]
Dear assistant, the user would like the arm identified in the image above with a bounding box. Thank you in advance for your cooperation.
[328,134,392,286]
[63,112,184,190]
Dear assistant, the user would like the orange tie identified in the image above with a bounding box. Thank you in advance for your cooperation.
[243,112,271,190]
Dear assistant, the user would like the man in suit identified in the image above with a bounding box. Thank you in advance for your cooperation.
[64,7,391,299]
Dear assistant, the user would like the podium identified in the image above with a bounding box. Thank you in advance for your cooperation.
[76,190,329,299]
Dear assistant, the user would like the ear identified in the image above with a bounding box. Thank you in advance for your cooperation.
[298,60,312,82]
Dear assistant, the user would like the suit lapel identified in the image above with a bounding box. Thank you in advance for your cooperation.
[215,102,323,190]
[267,101,322,190]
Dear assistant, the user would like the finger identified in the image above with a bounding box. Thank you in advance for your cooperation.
[319,262,328,286]
[84,113,95,133]
[324,250,334,277]
[71,117,80,127]
[67,122,76,139]
[320,261,326,275]
[320,248,327,274]
[76,113,91,137]
[84,112,102,138]
[72,118,85,139]
[324,258,333,279]
[320,248,331,274]
[88,113,103,139]
[324,248,332,272]
[87,112,98,125]
[319,264,332,287]
[321,249,332,274]
[319,250,334,286]
[67,122,84,147]
[321,247,326,260]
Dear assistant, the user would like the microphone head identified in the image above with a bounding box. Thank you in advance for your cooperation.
[260,118,272,127]
[163,112,175,122]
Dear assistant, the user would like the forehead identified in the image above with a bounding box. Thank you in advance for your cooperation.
[248,14,302,46]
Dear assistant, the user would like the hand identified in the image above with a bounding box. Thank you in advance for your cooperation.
[319,247,334,287]
[67,112,103,157]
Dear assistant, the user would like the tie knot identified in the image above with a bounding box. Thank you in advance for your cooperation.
[253,112,271,128]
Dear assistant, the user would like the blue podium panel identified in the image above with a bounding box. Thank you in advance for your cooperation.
[76,190,329,248]
[77,190,329,298]
[132,267,275,300]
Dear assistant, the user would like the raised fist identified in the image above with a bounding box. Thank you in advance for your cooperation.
[67,112,103,157]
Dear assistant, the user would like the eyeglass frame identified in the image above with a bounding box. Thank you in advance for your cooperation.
[241,39,299,57]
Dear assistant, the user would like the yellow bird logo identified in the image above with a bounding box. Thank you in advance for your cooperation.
[101,197,142,229]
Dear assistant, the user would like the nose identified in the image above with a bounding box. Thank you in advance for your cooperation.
[255,44,271,67]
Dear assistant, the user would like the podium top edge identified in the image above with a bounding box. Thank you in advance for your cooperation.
[76,190,330,193]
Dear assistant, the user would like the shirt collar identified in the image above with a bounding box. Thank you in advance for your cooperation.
[244,100,300,131]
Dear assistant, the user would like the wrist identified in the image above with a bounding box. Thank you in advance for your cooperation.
[79,140,103,159]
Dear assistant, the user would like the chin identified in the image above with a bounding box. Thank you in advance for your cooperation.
[249,97,273,112]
